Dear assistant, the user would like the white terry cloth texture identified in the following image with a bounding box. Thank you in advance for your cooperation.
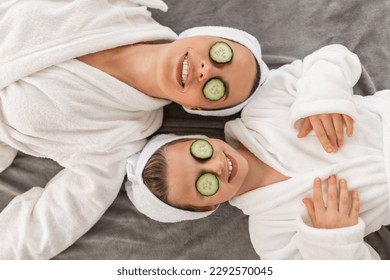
[126,134,217,223]
[127,44,390,259]
[178,26,270,116]
[224,44,390,259]
[0,0,177,260]
[0,0,178,90]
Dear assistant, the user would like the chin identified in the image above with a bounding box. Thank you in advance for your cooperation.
[234,172,246,188]
[237,163,249,188]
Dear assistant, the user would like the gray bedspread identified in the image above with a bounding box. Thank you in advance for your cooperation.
[1,0,389,259]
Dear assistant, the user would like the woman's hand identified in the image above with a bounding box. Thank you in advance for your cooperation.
[297,114,354,153]
[302,175,359,229]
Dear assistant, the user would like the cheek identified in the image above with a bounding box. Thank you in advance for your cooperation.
[216,182,239,202]
[183,88,206,109]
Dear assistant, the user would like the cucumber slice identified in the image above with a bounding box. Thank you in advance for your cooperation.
[190,139,214,160]
[209,42,233,64]
[203,78,226,101]
[195,173,219,196]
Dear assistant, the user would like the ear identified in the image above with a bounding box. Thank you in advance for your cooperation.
[209,204,219,211]
[184,106,202,111]
[194,204,219,212]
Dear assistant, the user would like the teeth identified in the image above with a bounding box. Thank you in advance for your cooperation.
[181,55,188,86]
[227,158,233,178]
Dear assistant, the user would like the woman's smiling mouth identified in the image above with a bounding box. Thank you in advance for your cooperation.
[226,154,238,182]
[181,54,189,86]
[176,52,189,88]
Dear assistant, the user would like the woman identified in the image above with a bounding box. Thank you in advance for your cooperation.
[126,44,390,259]
[0,0,267,259]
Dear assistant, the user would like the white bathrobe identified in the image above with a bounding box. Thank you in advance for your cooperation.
[0,0,177,259]
[225,45,390,259]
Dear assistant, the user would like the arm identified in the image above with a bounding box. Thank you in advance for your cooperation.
[290,45,362,152]
[0,151,128,259]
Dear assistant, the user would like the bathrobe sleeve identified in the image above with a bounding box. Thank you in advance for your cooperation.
[0,141,17,172]
[295,216,380,259]
[289,44,362,129]
[0,145,141,259]
[0,0,176,89]
[248,215,380,260]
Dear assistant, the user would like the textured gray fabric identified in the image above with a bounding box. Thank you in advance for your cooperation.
[1,0,389,259]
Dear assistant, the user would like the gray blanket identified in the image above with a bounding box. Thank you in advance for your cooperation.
[1,0,389,259]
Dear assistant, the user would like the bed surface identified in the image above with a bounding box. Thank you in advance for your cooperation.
[1,0,390,259]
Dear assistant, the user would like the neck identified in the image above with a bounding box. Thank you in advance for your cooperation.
[235,144,289,196]
[113,43,165,97]
[79,43,167,98]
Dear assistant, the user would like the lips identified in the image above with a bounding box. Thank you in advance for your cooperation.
[181,54,188,85]
[226,154,238,182]
[176,52,188,88]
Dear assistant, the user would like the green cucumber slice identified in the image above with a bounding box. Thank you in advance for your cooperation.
[209,42,233,64]
[195,173,219,196]
[203,78,226,101]
[190,139,214,160]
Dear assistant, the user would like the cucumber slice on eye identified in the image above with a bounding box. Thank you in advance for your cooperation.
[202,78,226,101]
[195,173,219,196]
[209,42,233,64]
[190,139,214,160]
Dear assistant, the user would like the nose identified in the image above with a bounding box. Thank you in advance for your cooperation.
[204,154,224,176]
[198,59,212,82]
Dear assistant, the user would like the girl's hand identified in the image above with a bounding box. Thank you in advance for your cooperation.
[297,114,354,153]
[302,175,359,229]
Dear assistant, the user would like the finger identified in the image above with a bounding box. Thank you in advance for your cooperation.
[332,114,344,148]
[326,175,338,212]
[320,115,338,150]
[310,117,334,153]
[312,178,326,213]
[343,115,354,137]
[350,191,360,220]
[302,198,316,223]
[297,118,313,138]
[338,179,349,215]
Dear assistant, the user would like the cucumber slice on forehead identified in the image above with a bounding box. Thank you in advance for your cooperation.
[209,41,233,64]
[190,139,213,160]
[203,78,226,101]
[196,173,219,196]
